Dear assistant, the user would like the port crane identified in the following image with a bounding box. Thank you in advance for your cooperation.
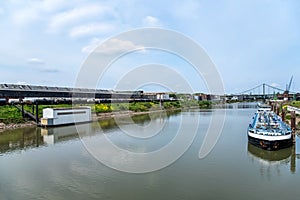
[286,76,293,93]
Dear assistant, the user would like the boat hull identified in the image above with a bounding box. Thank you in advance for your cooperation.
[248,135,293,151]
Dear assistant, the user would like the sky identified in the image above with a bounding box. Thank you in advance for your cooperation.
[0,0,300,94]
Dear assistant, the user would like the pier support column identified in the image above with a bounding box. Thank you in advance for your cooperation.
[291,111,296,143]
[276,104,280,115]
[35,103,39,124]
[21,103,24,118]
[36,128,39,147]
[281,107,285,122]
[291,142,296,173]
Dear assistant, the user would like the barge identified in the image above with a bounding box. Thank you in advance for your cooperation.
[247,105,292,150]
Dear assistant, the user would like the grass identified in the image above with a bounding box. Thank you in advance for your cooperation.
[180,100,212,108]
[0,104,74,124]
[0,100,213,124]
[289,101,300,108]
[0,105,24,124]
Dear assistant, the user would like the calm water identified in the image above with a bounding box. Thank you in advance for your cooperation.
[1,103,300,200]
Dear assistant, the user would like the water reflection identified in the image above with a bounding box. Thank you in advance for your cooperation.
[0,123,98,155]
[0,110,181,155]
[0,127,44,154]
[247,143,296,178]
[2,104,300,200]
[41,124,90,145]
[213,102,258,109]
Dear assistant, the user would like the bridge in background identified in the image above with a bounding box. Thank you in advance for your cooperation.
[225,83,299,101]
[1,82,299,104]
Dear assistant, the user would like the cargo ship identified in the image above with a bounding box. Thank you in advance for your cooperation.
[247,105,293,150]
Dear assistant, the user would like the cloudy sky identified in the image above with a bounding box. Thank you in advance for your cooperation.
[0,0,299,94]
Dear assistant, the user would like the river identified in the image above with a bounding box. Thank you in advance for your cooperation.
[0,102,299,200]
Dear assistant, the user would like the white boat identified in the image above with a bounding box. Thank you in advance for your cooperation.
[247,106,292,150]
[257,102,271,109]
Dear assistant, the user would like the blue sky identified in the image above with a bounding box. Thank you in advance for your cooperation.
[0,0,300,94]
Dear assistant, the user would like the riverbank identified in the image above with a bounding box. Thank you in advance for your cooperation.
[0,100,212,133]
[94,108,182,119]
[272,101,300,131]
[285,113,300,131]
[6,101,298,133]
[0,108,183,134]
[0,121,36,133]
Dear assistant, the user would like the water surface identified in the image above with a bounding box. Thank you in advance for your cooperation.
[0,103,299,200]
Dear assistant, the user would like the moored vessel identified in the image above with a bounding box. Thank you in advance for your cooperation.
[247,105,292,150]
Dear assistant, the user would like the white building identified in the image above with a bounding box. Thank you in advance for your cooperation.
[41,106,91,127]
[157,93,170,100]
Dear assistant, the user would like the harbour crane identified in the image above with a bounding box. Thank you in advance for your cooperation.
[286,76,293,92]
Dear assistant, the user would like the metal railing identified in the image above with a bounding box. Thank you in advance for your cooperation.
[287,106,300,115]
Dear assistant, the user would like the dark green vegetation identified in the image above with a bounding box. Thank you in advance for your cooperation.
[93,100,211,113]
[24,104,72,119]
[0,104,74,124]
[0,106,25,124]
[277,101,300,129]
[181,100,212,108]
[0,100,212,124]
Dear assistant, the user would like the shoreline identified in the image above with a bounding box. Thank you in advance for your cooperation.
[0,121,36,133]
[2,107,299,134]
[93,108,182,120]
[0,108,182,133]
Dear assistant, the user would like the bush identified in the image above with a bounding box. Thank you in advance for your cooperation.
[163,101,181,109]
[95,104,112,113]
[199,101,212,108]
[0,105,24,124]
[118,104,129,111]
[180,100,199,107]
[129,103,148,112]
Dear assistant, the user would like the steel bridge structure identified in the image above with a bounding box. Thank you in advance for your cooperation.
[225,83,298,101]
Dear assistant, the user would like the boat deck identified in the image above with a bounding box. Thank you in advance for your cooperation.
[251,110,291,136]
[248,106,292,150]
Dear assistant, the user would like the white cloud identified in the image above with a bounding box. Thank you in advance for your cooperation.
[12,6,39,25]
[81,38,144,54]
[27,58,45,65]
[142,16,162,27]
[39,68,60,73]
[16,81,27,85]
[270,83,280,88]
[38,0,70,13]
[69,23,115,38]
[11,0,69,25]
[48,5,113,32]
[26,58,60,73]
[81,38,102,53]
